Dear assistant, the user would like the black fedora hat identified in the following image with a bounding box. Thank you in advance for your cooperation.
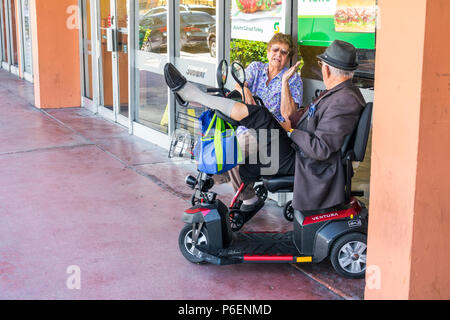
[317,40,359,71]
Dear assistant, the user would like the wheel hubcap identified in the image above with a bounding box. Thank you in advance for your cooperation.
[184,230,207,255]
[338,241,367,274]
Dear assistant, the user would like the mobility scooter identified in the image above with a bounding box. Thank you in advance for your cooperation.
[177,60,372,278]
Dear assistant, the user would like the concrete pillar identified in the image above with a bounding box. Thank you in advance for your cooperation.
[30,0,80,108]
[365,0,450,299]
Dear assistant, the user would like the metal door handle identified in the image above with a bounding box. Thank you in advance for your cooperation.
[106,28,116,52]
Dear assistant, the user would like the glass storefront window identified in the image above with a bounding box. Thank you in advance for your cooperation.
[298,0,377,88]
[1,0,8,63]
[139,11,167,54]
[179,0,216,63]
[136,0,168,134]
[116,0,129,118]
[135,1,217,135]
[22,0,33,74]
[99,0,114,109]
[137,70,168,133]
[299,45,375,89]
[9,0,17,66]
[82,0,93,99]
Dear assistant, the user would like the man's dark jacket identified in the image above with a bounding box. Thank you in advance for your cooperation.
[289,79,365,211]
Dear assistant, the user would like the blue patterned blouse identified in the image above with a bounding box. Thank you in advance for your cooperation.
[237,61,303,135]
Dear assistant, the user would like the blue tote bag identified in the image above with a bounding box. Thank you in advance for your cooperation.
[194,109,243,175]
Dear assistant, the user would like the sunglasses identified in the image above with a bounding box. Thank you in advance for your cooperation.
[270,46,290,56]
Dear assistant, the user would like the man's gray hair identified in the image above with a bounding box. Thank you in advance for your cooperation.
[324,62,355,79]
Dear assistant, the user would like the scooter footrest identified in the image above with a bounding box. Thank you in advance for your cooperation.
[194,246,243,265]
[221,231,299,256]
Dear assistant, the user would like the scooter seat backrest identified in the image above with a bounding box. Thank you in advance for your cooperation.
[352,103,373,162]
[341,102,373,161]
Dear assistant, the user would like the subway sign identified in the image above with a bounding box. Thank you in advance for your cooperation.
[298,0,376,49]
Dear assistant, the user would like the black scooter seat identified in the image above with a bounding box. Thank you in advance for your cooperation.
[262,175,294,193]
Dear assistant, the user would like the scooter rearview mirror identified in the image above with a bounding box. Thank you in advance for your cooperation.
[231,62,246,104]
[231,62,245,86]
[217,60,228,96]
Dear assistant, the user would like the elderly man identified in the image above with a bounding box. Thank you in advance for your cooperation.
[164,40,366,223]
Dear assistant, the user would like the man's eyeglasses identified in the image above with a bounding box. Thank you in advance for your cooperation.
[270,46,290,56]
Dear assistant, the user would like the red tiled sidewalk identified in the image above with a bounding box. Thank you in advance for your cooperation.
[0,70,363,300]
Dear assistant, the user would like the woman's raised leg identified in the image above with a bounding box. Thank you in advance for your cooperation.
[164,63,249,120]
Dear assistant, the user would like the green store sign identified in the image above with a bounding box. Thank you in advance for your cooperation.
[298,0,377,50]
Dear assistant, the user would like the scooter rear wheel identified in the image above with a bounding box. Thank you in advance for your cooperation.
[330,232,367,279]
[253,185,268,201]
[178,224,210,264]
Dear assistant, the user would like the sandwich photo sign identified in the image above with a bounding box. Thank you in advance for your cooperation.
[334,0,377,33]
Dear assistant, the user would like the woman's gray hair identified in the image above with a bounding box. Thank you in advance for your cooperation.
[267,33,295,58]
[324,62,355,78]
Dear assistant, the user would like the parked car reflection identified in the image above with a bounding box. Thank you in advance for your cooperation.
[139,11,215,53]
[140,4,215,18]
[207,24,216,57]
[184,4,216,17]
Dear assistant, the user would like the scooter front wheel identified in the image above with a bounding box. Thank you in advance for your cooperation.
[178,224,210,264]
[229,209,245,232]
[190,194,200,206]
[283,200,294,222]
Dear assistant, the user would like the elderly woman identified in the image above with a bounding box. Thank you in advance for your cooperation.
[220,33,303,212]
[236,33,303,130]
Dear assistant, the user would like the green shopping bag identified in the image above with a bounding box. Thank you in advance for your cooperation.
[194,110,243,174]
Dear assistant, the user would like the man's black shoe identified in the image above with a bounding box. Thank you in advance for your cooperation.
[240,197,265,213]
[164,63,187,92]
